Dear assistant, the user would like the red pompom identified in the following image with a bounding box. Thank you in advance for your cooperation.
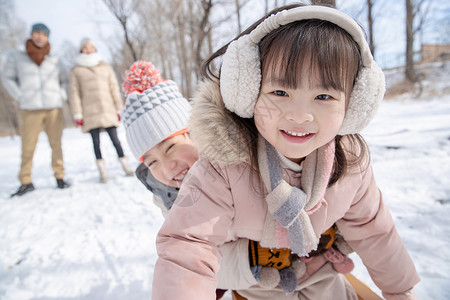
[122,61,164,96]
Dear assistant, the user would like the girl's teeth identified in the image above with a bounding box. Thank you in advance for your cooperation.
[173,169,188,181]
[285,130,310,137]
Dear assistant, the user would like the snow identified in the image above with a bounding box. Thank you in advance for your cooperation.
[1,61,450,299]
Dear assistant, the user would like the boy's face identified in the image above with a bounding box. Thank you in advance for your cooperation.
[142,134,199,188]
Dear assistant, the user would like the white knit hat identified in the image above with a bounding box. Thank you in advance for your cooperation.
[122,81,191,161]
[80,38,96,51]
[121,62,191,161]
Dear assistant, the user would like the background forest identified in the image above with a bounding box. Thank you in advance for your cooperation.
[0,0,449,137]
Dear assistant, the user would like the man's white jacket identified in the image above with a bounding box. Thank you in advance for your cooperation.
[2,50,67,110]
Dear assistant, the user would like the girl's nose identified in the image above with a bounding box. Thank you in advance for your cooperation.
[285,101,314,123]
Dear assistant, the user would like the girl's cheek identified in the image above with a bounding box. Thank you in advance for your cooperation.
[171,148,198,167]
[184,146,199,165]
[254,116,268,136]
[186,153,199,167]
[191,151,199,162]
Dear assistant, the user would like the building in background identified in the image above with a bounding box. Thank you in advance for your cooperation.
[421,44,450,63]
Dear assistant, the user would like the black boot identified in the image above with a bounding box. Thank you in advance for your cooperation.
[56,179,70,189]
[10,183,35,197]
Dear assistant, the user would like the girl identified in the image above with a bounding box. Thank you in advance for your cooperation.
[69,38,134,183]
[152,4,420,300]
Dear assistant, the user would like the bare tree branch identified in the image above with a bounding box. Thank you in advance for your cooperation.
[101,0,143,62]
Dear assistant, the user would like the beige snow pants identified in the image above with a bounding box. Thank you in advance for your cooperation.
[19,109,65,184]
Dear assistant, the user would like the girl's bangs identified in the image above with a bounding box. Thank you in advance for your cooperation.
[260,20,361,95]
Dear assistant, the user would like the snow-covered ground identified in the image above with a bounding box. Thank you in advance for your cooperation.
[1,61,449,299]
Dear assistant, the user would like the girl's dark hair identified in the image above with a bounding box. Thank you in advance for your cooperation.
[201,3,306,80]
[201,4,370,185]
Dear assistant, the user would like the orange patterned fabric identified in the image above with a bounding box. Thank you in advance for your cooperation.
[248,240,292,270]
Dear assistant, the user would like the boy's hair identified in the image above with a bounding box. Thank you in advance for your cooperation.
[201,4,381,184]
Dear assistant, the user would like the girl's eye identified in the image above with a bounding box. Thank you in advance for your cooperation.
[273,90,288,97]
[165,144,175,153]
[316,94,332,100]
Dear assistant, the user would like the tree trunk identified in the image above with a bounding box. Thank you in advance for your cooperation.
[194,0,213,82]
[367,0,375,56]
[0,77,20,136]
[101,0,142,63]
[405,0,416,82]
[176,13,191,97]
[310,0,335,8]
[235,0,242,33]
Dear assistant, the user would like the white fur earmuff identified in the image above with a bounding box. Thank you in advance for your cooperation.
[221,35,261,118]
[220,5,385,135]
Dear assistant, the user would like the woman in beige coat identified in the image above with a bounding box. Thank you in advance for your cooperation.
[69,38,133,182]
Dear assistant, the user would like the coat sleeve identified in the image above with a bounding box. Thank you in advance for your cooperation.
[335,164,420,296]
[107,64,123,112]
[217,238,258,290]
[1,51,22,101]
[152,158,236,300]
[68,70,83,119]
[58,58,68,101]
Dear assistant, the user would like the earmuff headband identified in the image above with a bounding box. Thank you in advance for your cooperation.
[220,5,385,135]
[248,6,373,67]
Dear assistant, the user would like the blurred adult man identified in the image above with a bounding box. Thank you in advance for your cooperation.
[2,22,70,197]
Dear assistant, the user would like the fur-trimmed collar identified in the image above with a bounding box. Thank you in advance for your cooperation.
[189,79,250,165]
[75,52,102,67]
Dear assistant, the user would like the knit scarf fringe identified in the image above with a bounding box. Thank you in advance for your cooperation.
[257,135,335,256]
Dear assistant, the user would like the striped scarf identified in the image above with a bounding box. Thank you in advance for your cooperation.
[257,135,335,256]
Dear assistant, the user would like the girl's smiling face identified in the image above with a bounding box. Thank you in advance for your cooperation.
[142,134,198,188]
[253,20,361,163]
[254,73,346,163]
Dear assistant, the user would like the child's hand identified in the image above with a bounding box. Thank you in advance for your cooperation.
[75,119,83,126]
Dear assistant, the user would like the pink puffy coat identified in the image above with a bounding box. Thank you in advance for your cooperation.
[152,80,420,299]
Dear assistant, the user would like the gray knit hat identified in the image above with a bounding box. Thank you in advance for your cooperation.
[122,72,191,161]
[31,23,50,36]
